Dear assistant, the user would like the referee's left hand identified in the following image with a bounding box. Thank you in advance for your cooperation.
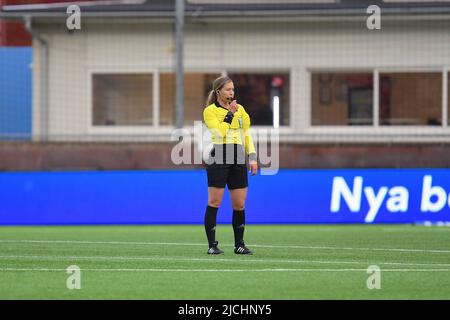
[249,161,258,176]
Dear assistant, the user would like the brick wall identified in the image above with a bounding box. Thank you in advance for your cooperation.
[1,142,450,171]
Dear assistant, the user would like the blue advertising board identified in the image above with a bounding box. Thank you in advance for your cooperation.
[0,169,449,225]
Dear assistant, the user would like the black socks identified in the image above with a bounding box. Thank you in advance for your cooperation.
[204,205,219,246]
[205,206,246,247]
[232,209,245,247]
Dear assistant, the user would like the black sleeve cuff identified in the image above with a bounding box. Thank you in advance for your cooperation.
[248,153,257,162]
[223,111,234,124]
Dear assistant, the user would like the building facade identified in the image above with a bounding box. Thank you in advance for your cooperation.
[0,0,98,46]
[1,1,450,170]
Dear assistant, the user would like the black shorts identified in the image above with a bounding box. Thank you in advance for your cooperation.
[206,163,248,189]
[206,144,248,190]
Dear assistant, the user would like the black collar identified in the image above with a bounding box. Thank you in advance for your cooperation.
[215,101,229,111]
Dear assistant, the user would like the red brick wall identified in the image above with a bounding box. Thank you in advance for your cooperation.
[0,20,32,46]
[1,142,450,171]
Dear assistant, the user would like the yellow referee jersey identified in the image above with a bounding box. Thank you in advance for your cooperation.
[203,102,256,158]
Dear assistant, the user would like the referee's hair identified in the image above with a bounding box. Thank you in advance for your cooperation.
[206,76,232,106]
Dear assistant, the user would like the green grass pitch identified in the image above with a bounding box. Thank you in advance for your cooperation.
[0,225,449,299]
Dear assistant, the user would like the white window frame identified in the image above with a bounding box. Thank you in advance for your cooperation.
[443,66,449,128]
[87,67,231,139]
[304,66,450,143]
[86,66,163,136]
[86,67,295,140]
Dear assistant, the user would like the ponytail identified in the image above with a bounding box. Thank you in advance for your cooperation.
[206,90,216,106]
[205,76,232,107]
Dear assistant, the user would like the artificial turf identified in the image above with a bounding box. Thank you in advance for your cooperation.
[0,225,449,299]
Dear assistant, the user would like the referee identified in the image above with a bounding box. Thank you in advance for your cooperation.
[203,76,258,255]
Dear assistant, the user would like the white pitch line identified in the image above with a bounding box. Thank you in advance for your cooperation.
[382,227,450,232]
[250,244,450,254]
[1,267,450,272]
[0,254,449,268]
[0,239,449,254]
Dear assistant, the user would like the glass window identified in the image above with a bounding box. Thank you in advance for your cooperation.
[92,74,153,126]
[379,73,442,126]
[227,73,290,126]
[159,73,220,126]
[312,72,373,126]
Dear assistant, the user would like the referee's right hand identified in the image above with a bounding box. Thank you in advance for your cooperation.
[229,100,238,113]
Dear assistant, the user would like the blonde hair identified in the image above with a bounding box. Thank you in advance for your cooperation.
[205,76,232,106]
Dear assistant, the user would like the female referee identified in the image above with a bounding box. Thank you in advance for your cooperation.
[203,76,258,255]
